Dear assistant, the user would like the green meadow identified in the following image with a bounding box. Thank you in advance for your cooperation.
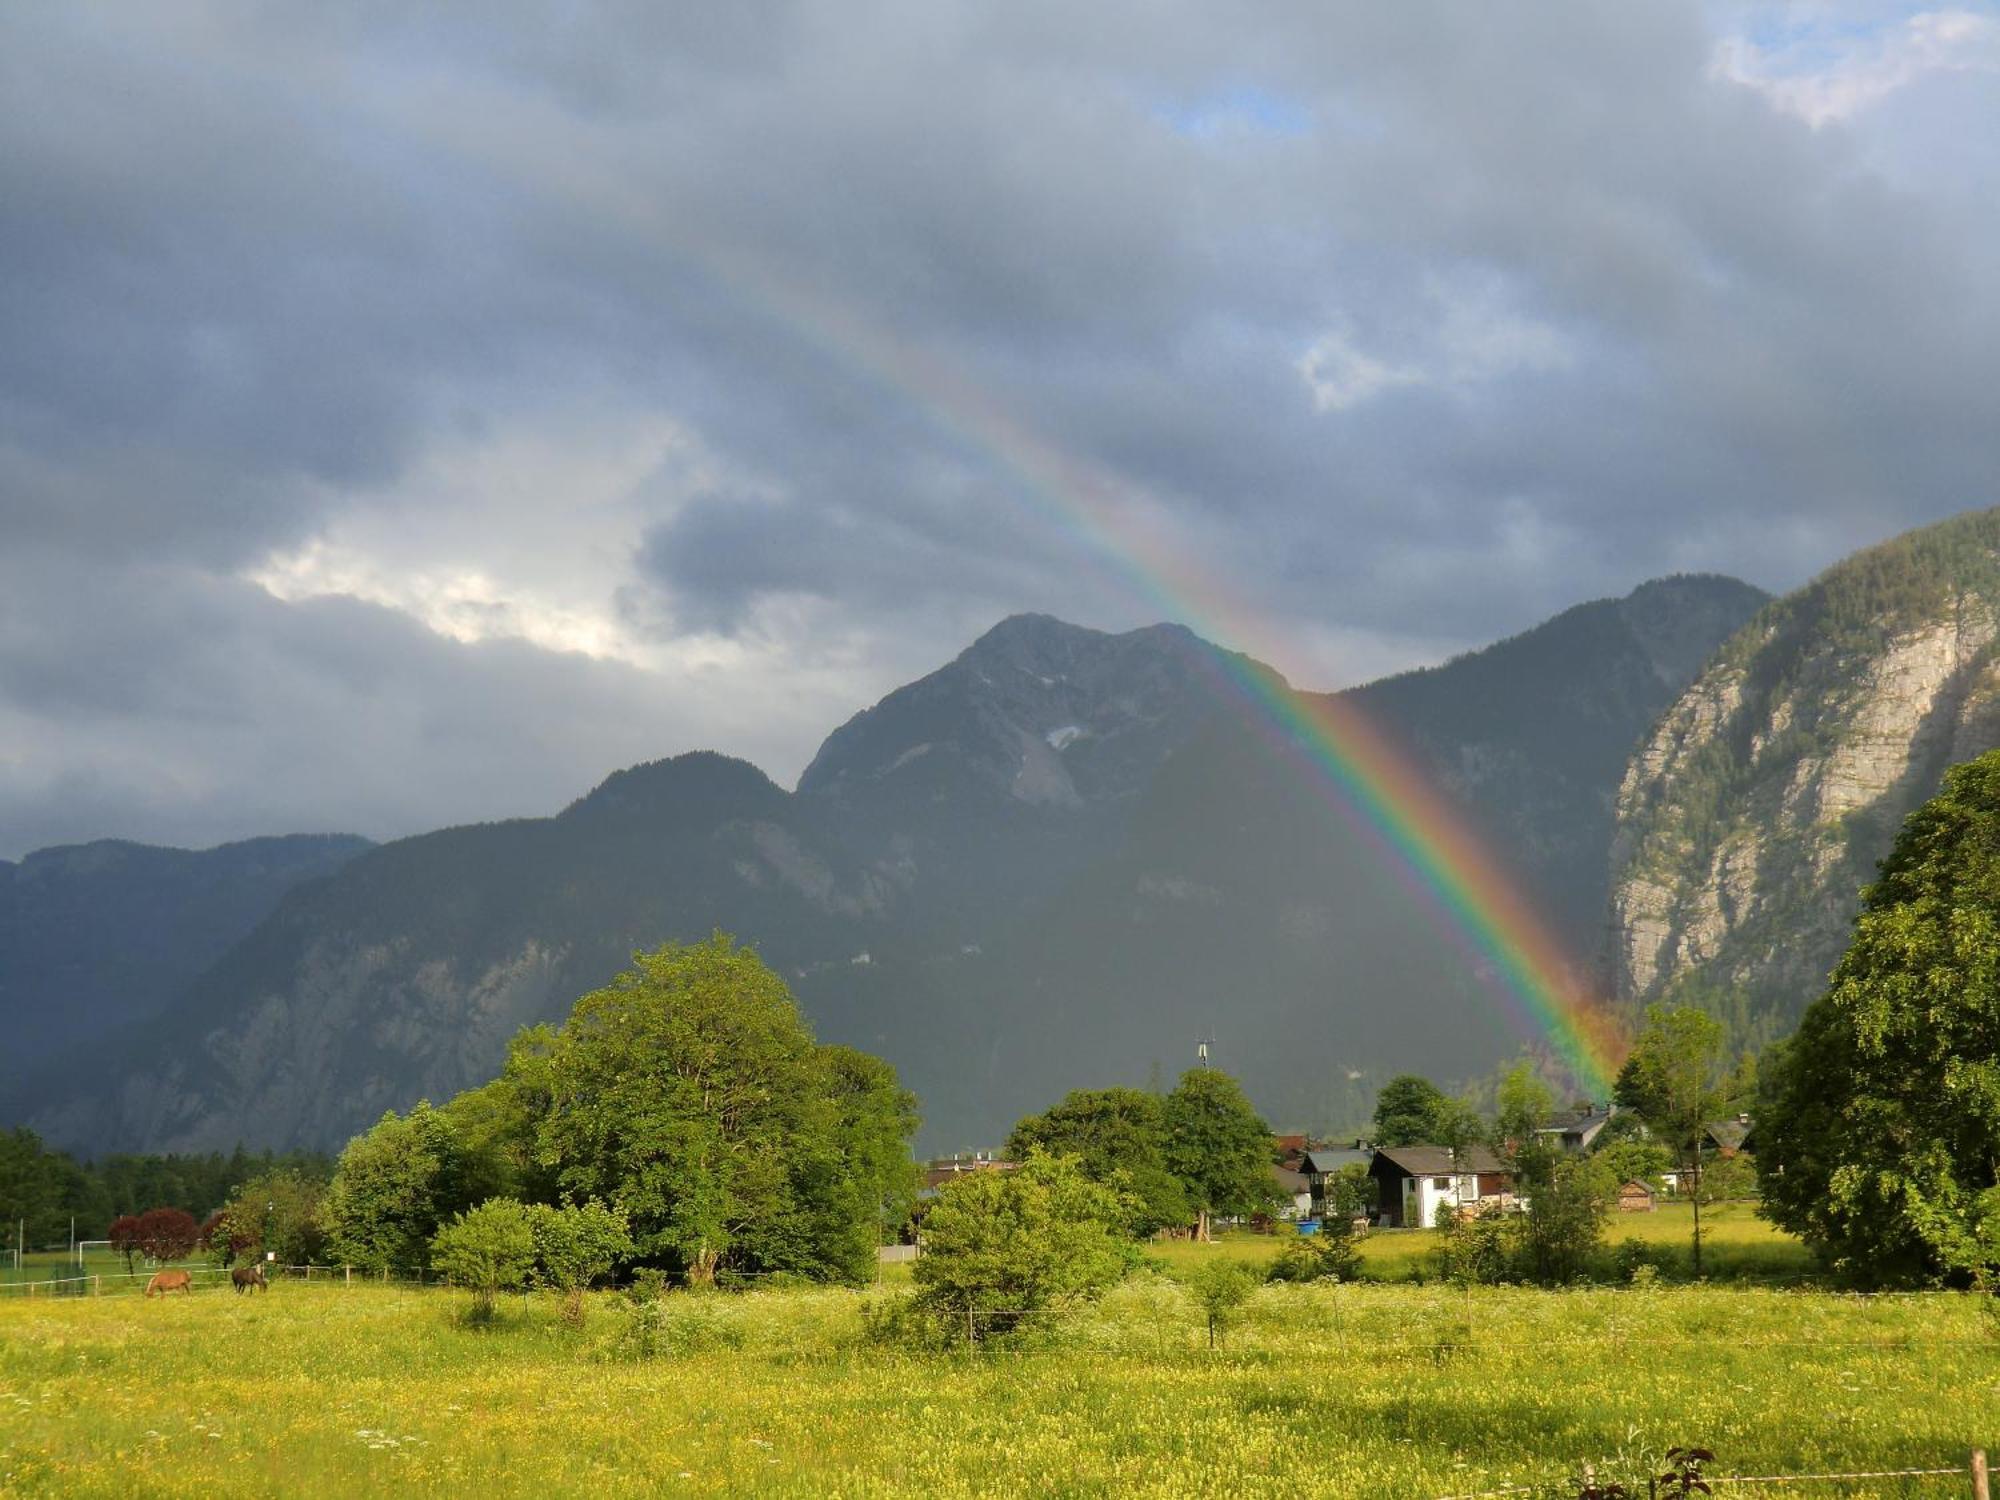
[2,1236,1991,1500]
[1140,1202,1812,1284]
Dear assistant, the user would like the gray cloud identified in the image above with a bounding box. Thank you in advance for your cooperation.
[2,1,1996,855]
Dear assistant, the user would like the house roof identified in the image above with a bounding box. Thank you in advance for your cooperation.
[1536,1108,1613,1143]
[1618,1178,1655,1195]
[1371,1143,1509,1177]
[1301,1147,1371,1174]
[1271,1165,1310,1193]
[1705,1117,1753,1152]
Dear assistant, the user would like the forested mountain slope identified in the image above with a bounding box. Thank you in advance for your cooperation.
[1613,507,2000,1041]
[0,834,370,1087]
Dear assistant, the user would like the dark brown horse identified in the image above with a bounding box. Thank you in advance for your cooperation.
[231,1263,269,1294]
[144,1269,193,1297]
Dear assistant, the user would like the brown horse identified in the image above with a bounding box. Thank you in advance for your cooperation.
[231,1263,269,1294]
[144,1270,193,1297]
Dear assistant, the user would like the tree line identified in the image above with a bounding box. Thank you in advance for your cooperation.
[0,1132,329,1251]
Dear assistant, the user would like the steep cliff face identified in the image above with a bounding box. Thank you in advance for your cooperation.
[1612,508,2000,1037]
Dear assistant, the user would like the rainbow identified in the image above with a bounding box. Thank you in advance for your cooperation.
[712,288,1629,1098]
[408,112,1630,1097]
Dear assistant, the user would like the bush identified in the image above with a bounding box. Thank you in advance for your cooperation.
[1610,1239,1666,1284]
[1267,1225,1361,1284]
[1435,1205,1516,1285]
[911,1152,1136,1341]
[531,1200,632,1326]
[608,1294,751,1360]
[1515,1148,1612,1286]
[431,1198,537,1321]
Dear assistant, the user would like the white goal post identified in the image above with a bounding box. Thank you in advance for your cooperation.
[75,1240,111,1266]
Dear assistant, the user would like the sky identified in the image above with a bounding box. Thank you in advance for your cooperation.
[3,1,1998,858]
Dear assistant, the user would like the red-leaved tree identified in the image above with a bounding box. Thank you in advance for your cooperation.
[133,1207,201,1264]
[108,1214,143,1274]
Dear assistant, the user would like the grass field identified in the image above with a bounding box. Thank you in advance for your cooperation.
[0,1250,216,1292]
[2,1269,1992,1498]
[1142,1202,1813,1284]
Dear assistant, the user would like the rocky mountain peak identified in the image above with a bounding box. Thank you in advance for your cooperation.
[798,614,1222,810]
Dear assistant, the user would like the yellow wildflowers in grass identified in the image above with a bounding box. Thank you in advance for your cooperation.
[0,1272,1988,1497]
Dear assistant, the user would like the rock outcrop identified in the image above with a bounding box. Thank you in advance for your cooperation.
[1612,507,2000,1038]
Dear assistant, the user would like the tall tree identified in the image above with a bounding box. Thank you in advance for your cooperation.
[1493,1060,1555,1157]
[215,1169,327,1266]
[1163,1068,1275,1240]
[1371,1075,1451,1146]
[322,1101,481,1273]
[521,935,913,1284]
[1616,1003,1727,1275]
[1007,1087,1189,1236]
[1759,751,2000,1286]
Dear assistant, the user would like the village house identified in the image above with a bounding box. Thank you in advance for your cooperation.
[1270,1162,1313,1221]
[1298,1144,1373,1220]
[1368,1144,1514,1228]
[1534,1103,1615,1153]
[1660,1115,1756,1193]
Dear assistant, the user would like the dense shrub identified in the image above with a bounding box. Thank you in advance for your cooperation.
[432,1198,537,1321]
[911,1152,1136,1340]
[1267,1225,1361,1284]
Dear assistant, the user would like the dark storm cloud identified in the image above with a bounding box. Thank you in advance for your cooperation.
[2,0,1996,854]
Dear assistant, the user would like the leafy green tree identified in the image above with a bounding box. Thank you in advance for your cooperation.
[1163,1068,1277,1240]
[911,1152,1134,1339]
[1186,1259,1258,1348]
[520,935,911,1284]
[1319,1162,1377,1220]
[1493,1060,1555,1158]
[1007,1087,1189,1236]
[432,1198,537,1320]
[531,1200,633,1325]
[1595,1137,1673,1190]
[1371,1075,1451,1146]
[1617,1004,1728,1275]
[819,1045,922,1267]
[1512,1145,1612,1285]
[323,1101,481,1272]
[1758,752,2000,1285]
[0,1128,91,1248]
[216,1169,326,1267]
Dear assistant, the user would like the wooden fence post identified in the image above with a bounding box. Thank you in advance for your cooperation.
[344,1265,351,1284]
[92,1274,100,1297]
[1972,1447,1989,1500]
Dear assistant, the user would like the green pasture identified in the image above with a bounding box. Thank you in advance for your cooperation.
[1145,1202,1810,1283]
[1,1274,1992,1498]
[0,1249,211,1291]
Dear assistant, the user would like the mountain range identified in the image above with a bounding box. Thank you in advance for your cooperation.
[6,574,1767,1156]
